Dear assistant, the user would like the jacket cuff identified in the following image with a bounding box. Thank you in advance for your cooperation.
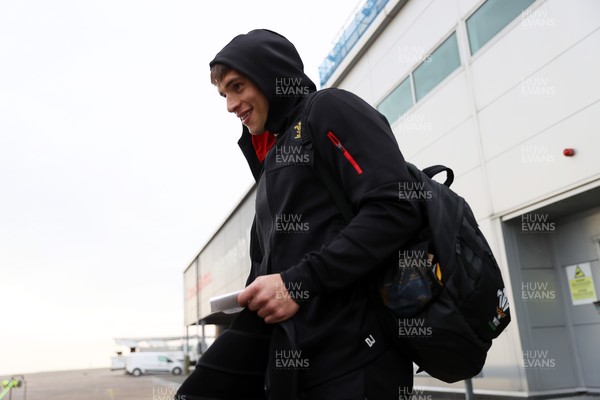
[279,263,321,304]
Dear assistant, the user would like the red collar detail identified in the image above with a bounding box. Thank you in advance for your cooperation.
[251,131,277,163]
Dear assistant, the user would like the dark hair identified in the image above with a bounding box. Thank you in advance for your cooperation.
[210,63,231,86]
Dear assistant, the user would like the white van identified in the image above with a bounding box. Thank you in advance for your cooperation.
[125,352,183,376]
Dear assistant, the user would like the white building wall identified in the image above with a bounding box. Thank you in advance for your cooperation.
[328,0,600,394]
[335,0,600,216]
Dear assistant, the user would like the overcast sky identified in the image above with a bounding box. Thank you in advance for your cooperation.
[0,0,362,374]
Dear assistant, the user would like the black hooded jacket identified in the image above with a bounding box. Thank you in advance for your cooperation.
[210,29,421,391]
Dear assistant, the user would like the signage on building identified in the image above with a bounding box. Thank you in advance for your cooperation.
[565,262,598,306]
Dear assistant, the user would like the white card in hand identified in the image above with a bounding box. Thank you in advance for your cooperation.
[209,289,244,314]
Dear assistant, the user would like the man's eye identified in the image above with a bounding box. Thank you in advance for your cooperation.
[234,83,243,92]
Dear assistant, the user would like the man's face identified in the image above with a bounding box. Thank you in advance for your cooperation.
[217,70,269,135]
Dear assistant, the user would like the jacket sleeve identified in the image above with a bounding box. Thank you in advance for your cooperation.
[279,89,422,298]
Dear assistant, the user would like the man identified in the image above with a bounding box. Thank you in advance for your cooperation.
[177,29,422,400]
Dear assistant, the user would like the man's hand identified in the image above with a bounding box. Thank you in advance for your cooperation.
[237,274,300,324]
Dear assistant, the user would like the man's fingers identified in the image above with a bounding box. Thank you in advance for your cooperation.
[237,274,300,323]
[238,281,271,310]
[237,284,257,306]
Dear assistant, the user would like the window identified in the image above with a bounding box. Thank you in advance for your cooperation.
[413,32,461,102]
[376,31,462,123]
[377,77,413,124]
[467,0,536,55]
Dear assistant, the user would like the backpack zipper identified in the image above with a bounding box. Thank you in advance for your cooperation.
[326,131,363,175]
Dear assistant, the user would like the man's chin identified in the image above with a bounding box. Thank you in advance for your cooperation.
[248,127,266,135]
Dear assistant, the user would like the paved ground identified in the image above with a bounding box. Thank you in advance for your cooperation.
[0,368,187,400]
[2,368,599,400]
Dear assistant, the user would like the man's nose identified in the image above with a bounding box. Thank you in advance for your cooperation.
[226,95,239,114]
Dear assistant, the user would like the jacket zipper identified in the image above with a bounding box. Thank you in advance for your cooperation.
[326,131,363,175]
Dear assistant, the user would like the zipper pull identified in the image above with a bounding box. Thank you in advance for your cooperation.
[327,132,343,149]
[326,131,363,175]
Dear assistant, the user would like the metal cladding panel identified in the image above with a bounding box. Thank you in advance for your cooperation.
[502,200,600,390]
[197,189,256,322]
[183,0,600,394]
[184,259,198,326]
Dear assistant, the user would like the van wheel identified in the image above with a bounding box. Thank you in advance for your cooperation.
[132,368,142,377]
[172,367,182,376]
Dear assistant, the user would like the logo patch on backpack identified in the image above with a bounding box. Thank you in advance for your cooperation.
[490,288,510,330]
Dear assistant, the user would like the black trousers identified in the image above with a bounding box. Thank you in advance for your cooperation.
[175,311,412,400]
[176,309,272,400]
[176,350,412,400]
[298,349,413,400]
[175,366,265,400]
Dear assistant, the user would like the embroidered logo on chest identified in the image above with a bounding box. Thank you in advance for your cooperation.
[294,121,302,140]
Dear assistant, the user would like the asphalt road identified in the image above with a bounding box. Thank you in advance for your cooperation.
[1,368,187,400]
[3,368,600,400]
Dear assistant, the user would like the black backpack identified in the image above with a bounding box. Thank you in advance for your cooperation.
[387,163,511,383]
[300,95,511,383]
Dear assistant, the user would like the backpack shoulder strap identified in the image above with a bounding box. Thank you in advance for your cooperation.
[422,165,454,187]
[298,91,355,224]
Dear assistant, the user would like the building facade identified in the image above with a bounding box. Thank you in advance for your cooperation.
[321,0,600,396]
[184,0,600,396]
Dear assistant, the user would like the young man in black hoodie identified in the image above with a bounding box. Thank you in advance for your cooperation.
[176,29,422,400]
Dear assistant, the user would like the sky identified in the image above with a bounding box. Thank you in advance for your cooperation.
[0,0,363,375]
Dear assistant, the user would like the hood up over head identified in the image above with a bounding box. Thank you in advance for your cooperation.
[209,29,317,135]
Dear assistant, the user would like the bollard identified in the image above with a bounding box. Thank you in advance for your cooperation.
[0,377,23,400]
[184,354,191,375]
[464,378,474,400]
